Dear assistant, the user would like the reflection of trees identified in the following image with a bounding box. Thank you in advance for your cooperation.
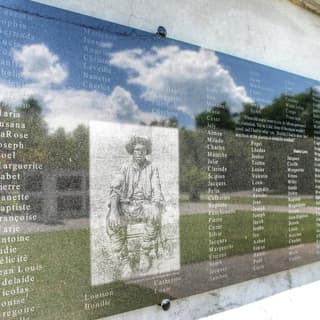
[188,88,316,198]
[47,125,88,169]
[196,88,316,136]
[140,117,178,128]
[1,88,316,202]
[180,129,207,201]
[16,98,48,163]
[260,90,314,137]
[1,97,89,170]
[195,102,236,131]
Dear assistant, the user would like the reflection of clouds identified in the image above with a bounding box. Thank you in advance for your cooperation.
[0,84,160,132]
[13,44,68,86]
[110,46,252,115]
[0,43,161,132]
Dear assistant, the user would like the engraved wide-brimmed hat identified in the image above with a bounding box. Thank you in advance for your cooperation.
[125,136,152,155]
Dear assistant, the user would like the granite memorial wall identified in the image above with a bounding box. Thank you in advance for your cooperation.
[0,1,320,319]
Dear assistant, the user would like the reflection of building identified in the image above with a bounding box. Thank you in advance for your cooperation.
[22,169,89,224]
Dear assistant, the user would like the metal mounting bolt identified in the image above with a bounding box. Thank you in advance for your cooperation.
[156,26,167,39]
[159,299,171,311]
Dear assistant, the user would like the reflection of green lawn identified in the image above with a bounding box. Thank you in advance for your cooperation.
[181,211,316,265]
[229,198,316,207]
[3,211,316,318]
[3,229,167,319]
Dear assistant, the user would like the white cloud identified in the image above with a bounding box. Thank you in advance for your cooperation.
[0,43,161,131]
[110,46,252,115]
[13,44,68,86]
[43,86,158,131]
[0,84,160,132]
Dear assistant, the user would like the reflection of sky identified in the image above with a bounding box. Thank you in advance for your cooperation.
[218,53,318,107]
[0,0,319,131]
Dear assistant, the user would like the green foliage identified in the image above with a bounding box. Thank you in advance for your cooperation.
[180,165,207,201]
[2,97,90,169]
[16,97,49,162]
[179,128,208,200]
[72,125,89,169]
[260,95,288,121]
[141,117,178,128]
[47,125,89,169]
[195,102,236,130]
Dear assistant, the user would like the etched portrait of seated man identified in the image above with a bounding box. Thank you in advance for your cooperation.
[90,121,180,285]
[108,136,165,225]
[106,135,166,276]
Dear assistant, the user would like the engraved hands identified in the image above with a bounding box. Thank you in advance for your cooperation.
[150,202,161,222]
[108,197,122,226]
[108,212,121,226]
